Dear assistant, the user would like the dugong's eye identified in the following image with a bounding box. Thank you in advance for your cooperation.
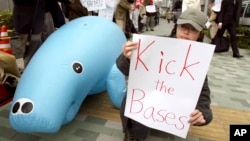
[72,62,83,74]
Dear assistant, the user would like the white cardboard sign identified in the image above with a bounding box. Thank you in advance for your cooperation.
[98,0,120,21]
[80,0,106,11]
[145,5,156,13]
[125,34,215,138]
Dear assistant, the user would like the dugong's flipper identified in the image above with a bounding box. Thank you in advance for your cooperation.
[106,64,127,108]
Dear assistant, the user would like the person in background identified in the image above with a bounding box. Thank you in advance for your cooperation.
[42,0,69,40]
[114,0,136,39]
[131,1,140,32]
[154,6,160,26]
[116,8,213,141]
[208,0,221,39]
[138,3,146,33]
[217,0,243,58]
[166,8,173,23]
[61,0,88,21]
[144,0,155,31]
[115,0,135,32]
[12,0,71,67]
[172,0,182,24]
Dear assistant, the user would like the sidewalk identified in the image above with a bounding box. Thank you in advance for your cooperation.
[1,18,250,141]
[142,18,175,37]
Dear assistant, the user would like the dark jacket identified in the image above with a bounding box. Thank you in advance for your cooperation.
[116,45,213,138]
[46,0,71,28]
[217,0,239,25]
[13,0,46,34]
[12,0,68,34]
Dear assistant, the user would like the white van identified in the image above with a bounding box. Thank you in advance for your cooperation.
[239,1,250,26]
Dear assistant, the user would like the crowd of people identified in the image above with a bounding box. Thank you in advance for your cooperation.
[12,0,162,69]
[12,0,88,68]
[11,0,245,69]
[114,0,160,39]
[168,0,244,58]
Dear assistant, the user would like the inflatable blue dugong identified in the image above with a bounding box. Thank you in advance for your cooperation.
[9,16,127,133]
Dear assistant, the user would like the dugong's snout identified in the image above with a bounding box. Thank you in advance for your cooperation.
[9,98,60,133]
[11,98,33,114]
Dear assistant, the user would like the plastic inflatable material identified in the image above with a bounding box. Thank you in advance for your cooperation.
[9,16,127,133]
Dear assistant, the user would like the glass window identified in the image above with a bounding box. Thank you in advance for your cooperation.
[245,4,250,17]
[241,4,246,17]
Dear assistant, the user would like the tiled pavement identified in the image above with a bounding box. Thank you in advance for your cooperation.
[0,18,250,141]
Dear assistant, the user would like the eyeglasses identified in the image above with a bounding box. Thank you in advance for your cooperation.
[177,24,199,34]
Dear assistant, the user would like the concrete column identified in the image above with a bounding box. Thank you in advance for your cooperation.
[0,0,14,11]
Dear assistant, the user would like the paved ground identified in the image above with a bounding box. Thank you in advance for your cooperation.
[1,18,250,141]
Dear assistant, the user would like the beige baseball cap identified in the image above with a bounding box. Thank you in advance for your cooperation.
[177,8,208,31]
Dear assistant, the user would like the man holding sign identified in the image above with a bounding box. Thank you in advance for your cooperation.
[116,8,213,140]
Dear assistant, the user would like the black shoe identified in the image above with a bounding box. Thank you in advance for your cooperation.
[146,29,148,31]
[150,29,154,31]
[233,54,244,58]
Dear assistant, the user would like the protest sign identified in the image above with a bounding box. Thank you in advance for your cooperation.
[125,34,215,138]
[80,0,106,11]
[145,5,156,13]
[98,0,120,20]
[98,7,115,21]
